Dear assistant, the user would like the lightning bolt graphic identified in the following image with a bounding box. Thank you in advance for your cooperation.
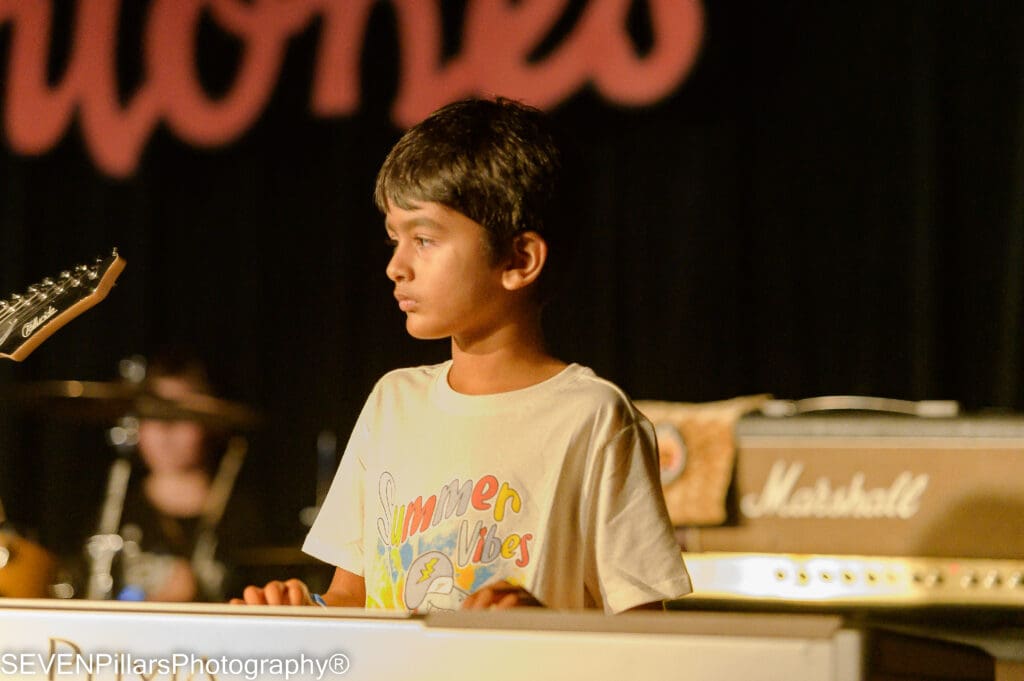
[418,557,439,583]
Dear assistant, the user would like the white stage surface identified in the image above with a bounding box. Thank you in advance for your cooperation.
[0,599,866,681]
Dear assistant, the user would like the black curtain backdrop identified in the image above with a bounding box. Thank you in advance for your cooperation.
[2,2,1023,562]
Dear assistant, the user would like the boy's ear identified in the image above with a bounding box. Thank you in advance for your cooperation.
[501,231,547,291]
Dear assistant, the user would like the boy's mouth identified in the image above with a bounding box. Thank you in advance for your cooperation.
[395,292,416,312]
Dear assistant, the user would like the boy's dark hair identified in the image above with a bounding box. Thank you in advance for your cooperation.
[374,97,567,293]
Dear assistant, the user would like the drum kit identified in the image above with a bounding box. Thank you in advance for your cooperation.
[0,363,260,600]
[0,250,319,601]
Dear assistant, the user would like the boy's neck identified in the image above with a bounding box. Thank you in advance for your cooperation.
[447,316,566,395]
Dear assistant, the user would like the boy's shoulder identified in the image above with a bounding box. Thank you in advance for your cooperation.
[368,362,449,397]
[554,364,651,427]
[552,363,635,401]
[377,361,449,383]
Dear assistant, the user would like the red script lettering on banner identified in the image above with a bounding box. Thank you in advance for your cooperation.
[1,0,704,177]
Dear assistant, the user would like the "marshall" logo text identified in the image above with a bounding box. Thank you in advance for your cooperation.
[740,460,929,520]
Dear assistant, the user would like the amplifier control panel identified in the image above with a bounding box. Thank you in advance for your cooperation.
[680,552,1024,608]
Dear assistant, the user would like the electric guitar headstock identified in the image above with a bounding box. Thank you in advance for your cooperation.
[0,249,126,361]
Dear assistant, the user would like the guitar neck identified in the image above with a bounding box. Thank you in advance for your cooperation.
[0,250,126,362]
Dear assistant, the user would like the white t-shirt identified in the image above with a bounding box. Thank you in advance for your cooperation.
[303,362,691,613]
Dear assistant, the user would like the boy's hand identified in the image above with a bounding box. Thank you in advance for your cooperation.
[229,578,313,606]
[461,580,541,610]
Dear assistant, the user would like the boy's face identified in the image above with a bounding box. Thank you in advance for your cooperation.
[385,200,509,343]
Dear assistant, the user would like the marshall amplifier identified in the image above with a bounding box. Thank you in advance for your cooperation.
[679,405,1024,560]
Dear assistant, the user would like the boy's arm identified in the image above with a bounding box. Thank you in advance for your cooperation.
[320,567,366,607]
[229,567,365,607]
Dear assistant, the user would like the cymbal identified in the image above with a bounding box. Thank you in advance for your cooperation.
[11,380,259,429]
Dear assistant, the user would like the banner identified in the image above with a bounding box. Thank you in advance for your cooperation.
[0,0,704,177]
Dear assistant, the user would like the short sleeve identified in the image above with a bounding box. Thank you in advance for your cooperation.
[302,399,372,575]
[588,416,692,612]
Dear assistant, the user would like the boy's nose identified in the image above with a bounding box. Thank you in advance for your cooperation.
[386,249,410,282]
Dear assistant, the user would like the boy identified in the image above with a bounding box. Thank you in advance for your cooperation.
[234,97,690,612]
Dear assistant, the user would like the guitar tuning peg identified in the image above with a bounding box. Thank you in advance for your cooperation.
[2,250,124,361]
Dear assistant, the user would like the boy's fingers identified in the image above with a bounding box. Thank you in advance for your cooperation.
[462,581,540,610]
[234,580,311,606]
[261,581,284,604]
[283,579,311,605]
[462,588,492,610]
[461,591,482,610]
[241,585,269,604]
[263,580,309,605]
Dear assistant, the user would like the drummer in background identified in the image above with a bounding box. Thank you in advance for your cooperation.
[113,350,257,602]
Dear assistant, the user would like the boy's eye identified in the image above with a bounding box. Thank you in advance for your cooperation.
[384,235,435,250]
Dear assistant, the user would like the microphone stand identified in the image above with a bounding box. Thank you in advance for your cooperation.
[84,416,137,600]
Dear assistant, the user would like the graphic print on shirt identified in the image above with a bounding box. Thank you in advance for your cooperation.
[373,471,534,612]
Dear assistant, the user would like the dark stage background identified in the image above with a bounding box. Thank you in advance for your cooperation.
[1,1,1023,576]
